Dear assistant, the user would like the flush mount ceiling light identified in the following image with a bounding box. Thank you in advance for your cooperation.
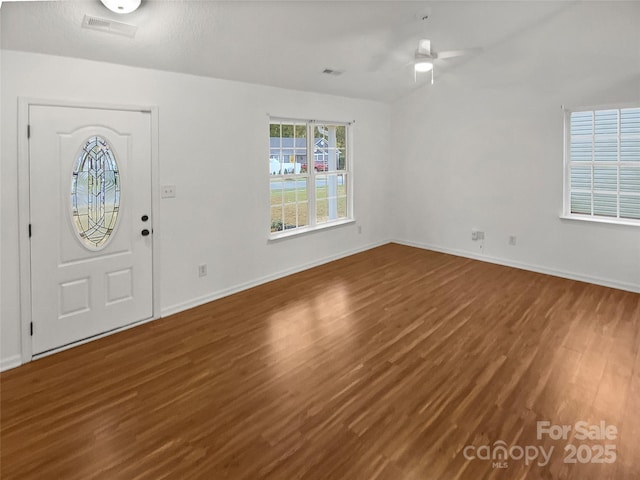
[413,46,435,84]
[414,61,433,73]
[100,0,141,14]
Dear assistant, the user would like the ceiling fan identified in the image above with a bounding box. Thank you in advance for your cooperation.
[413,39,481,84]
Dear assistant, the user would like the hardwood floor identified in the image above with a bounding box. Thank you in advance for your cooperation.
[1,243,639,479]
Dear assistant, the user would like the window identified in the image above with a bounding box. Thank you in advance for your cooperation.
[564,106,640,224]
[71,136,121,249]
[269,118,351,235]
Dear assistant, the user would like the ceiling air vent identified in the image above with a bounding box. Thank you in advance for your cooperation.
[82,15,137,38]
[322,68,343,76]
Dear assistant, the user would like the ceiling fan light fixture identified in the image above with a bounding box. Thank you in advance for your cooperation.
[414,61,433,73]
[100,0,141,14]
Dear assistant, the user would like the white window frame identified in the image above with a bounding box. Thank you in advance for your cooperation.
[269,117,354,239]
[562,104,640,226]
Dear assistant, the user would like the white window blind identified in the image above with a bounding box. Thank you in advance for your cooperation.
[566,107,640,223]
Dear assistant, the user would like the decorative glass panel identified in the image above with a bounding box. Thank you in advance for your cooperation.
[71,136,120,249]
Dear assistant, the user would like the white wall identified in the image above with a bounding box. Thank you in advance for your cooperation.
[0,9,6,368]
[1,50,392,368]
[3,1,639,370]
[391,1,640,292]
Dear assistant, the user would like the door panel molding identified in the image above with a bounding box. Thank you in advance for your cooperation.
[17,98,161,364]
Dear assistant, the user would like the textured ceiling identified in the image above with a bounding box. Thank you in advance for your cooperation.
[1,1,638,102]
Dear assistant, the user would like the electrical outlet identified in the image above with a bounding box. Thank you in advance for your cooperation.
[161,185,176,198]
[198,264,207,277]
[509,235,517,246]
[472,230,478,241]
[477,231,485,241]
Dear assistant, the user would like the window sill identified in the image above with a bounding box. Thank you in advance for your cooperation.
[559,214,640,227]
[269,218,355,241]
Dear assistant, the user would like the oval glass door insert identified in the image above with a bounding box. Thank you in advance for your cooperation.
[71,136,121,249]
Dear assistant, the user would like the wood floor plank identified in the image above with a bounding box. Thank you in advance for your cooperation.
[1,243,638,479]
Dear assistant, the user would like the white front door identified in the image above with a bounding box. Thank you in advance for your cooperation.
[29,105,153,355]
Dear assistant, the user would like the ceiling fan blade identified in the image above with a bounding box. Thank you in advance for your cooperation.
[418,39,431,56]
[436,47,483,60]
[369,49,415,73]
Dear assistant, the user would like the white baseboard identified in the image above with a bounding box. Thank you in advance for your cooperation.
[1,355,22,372]
[393,239,640,294]
[7,238,634,372]
[161,240,388,317]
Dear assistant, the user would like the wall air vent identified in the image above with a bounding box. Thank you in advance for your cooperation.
[82,15,137,38]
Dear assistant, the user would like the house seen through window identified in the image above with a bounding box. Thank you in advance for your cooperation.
[269,119,351,235]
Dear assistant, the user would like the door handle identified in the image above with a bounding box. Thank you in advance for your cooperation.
[141,229,150,236]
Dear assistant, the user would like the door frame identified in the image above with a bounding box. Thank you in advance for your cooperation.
[18,98,161,364]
